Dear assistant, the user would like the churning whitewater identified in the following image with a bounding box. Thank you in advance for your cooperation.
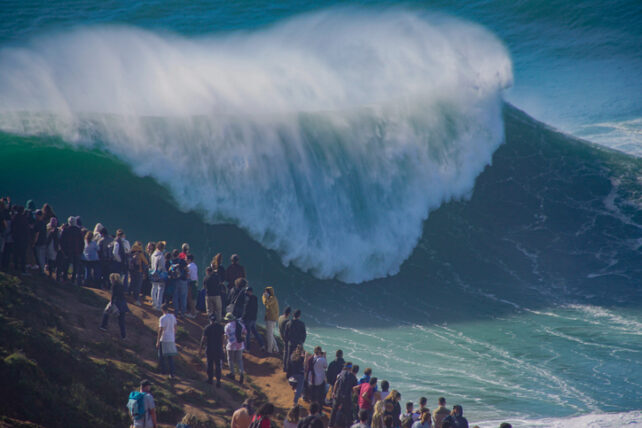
[0,10,512,282]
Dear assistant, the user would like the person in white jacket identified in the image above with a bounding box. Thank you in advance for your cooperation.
[150,241,167,310]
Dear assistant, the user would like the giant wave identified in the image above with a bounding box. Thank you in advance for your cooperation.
[0,9,512,283]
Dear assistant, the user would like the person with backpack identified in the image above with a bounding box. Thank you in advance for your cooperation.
[287,344,306,406]
[227,277,248,319]
[168,249,188,317]
[128,379,157,428]
[224,312,247,384]
[329,362,358,428]
[250,403,276,428]
[199,313,225,387]
[128,241,148,305]
[157,303,178,379]
[149,241,166,310]
[306,346,328,406]
[283,309,306,373]
[99,273,129,339]
[326,349,345,405]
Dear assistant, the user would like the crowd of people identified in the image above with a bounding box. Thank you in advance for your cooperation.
[0,197,513,428]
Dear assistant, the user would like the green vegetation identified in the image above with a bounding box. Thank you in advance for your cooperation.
[0,273,183,428]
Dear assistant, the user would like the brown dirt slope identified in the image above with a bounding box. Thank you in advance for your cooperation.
[0,272,294,428]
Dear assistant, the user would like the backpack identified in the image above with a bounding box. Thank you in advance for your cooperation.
[334,372,353,400]
[248,416,263,428]
[234,320,244,343]
[99,237,113,261]
[129,253,141,272]
[168,263,182,280]
[127,391,147,422]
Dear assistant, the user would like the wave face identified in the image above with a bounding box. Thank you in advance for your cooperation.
[0,10,512,282]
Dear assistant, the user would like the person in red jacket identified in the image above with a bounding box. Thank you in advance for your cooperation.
[251,402,275,428]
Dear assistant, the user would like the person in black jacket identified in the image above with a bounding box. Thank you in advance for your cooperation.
[204,266,225,321]
[199,314,225,387]
[227,277,247,319]
[283,309,306,372]
[10,206,30,273]
[242,287,265,351]
[99,273,129,339]
[59,216,84,284]
[441,405,469,428]
[326,349,345,405]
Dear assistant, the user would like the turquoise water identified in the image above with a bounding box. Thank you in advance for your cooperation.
[1,1,641,426]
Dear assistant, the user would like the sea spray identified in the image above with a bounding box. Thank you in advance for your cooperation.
[0,9,513,282]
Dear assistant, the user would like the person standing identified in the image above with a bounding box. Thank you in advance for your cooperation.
[307,346,328,406]
[169,249,188,317]
[242,287,265,352]
[32,210,47,274]
[186,254,198,318]
[150,241,167,310]
[232,400,254,428]
[326,349,345,404]
[157,303,178,379]
[97,228,113,289]
[432,398,450,428]
[111,229,131,289]
[128,379,157,428]
[45,217,60,278]
[224,312,247,384]
[288,344,306,406]
[82,231,99,287]
[329,362,358,428]
[225,253,245,291]
[99,273,128,339]
[262,286,280,354]
[283,309,306,373]
[279,306,292,371]
[204,266,224,321]
[199,314,224,387]
[128,241,148,305]
[441,406,468,428]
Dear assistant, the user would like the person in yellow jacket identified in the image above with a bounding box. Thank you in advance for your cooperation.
[262,286,280,354]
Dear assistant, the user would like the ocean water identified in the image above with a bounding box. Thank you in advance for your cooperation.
[1,1,641,427]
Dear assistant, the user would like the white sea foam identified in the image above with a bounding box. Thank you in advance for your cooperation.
[477,410,642,428]
[0,9,512,282]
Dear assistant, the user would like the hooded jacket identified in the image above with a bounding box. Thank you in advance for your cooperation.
[262,287,279,322]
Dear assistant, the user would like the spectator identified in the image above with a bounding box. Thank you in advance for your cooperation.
[150,241,167,310]
[242,286,265,351]
[99,273,128,339]
[251,403,275,428]
[284,405,308,428]
[179,242,190,259]
[97,228,113,289]
[412,411,432,428]
[82,231,99,287]
[372,401,385,428]
[441,406,468,428]
[307,346,328,406]
[11,206,30,273]
[204,265,224,320]
[111,229,131,288]
[329,362,358,428]
[33,209,47,274]
[262,286,280,354]
[156,303,178,379]
[225,253,245,291]
[169,249,188,317]
[279,306,292,371]
[128,241,148,305]
[326,349,345,398]
[186,253,198,318]
[228,277,247,319]
[298,402,322,428]
[199,314,224,387]
[352,409,370,428]
[433,398,450,428]
[45,217,60,278]
[288,344,306,406]
[283,309,306,372]
[232,400,254,428]
[129,379,157,428]
[224,312,247,384]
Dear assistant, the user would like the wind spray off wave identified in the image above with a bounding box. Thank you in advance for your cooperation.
[0,9,512,282]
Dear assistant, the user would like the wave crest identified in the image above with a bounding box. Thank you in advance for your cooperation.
[0,9,512,282]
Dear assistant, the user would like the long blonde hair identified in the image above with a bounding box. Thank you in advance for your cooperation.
[372,400,385,428]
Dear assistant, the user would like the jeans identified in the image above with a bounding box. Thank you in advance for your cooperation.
[243,319,264,350]
[100,306,126,339]
[130,271,143,301]
[265,320,279,353]
[206,295,222,321]
[227,349,244,376]
[35,245,46,273]
[151,282,165,309]
[206,352,222,383]
[293,373,305,405]
[173,280,188,315]
[158,344,175,376]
